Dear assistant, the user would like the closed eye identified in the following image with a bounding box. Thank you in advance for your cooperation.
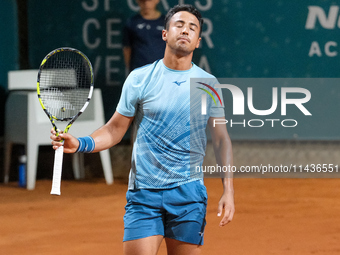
[174,20,199,32]
[175,21,184,28]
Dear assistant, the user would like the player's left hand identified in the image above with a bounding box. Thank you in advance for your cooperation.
[217,190,235,227]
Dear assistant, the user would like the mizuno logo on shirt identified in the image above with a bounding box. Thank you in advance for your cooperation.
[173,81,186,86]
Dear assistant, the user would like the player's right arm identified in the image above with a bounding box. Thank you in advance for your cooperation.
[51,111,134,153]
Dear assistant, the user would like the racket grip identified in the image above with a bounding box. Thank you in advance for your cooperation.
[50,145,64,195]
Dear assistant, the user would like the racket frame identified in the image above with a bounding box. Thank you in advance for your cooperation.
[37,47,94,195]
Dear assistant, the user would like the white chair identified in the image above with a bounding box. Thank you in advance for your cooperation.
[4,70,113,190]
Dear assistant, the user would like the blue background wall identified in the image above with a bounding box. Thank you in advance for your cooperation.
[0,0,18,136]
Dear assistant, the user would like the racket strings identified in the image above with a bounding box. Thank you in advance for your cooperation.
[39,50,92,120]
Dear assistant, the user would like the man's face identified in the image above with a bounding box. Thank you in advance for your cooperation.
[162,11,201,55]
[137,0,159,12]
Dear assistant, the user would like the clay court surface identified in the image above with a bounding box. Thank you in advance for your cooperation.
[1,177,340,254]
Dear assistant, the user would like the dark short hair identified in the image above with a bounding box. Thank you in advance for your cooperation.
[164,4,204,36]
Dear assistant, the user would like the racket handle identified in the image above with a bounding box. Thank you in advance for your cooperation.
[50,145,64,195]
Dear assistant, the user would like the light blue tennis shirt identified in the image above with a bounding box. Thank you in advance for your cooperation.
[117,59,224,189]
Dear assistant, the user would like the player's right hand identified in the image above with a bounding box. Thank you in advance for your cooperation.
[50,128,79,153]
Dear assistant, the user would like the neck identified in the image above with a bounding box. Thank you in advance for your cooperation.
[140,9,161,20]
[162,47,193,70]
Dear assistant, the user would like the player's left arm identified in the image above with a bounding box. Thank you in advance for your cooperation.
[208,117,235,227]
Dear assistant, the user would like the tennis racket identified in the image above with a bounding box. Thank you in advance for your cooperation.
[37,47,94,195]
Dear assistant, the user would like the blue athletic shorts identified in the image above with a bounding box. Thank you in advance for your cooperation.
[123,180,208,245]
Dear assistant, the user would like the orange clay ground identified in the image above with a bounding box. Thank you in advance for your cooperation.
[1,178,340,255]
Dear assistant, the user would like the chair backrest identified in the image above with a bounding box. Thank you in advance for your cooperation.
[6,70,105,140]
[8,70,38,90]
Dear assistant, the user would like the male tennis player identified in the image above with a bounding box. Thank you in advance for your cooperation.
[51,4,234,255]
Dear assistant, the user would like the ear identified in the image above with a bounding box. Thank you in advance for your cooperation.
[162,29,167,42]
[195,37,202,48]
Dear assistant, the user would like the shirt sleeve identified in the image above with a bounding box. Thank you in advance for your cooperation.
[208,79,225,118]
[116,72,141,117]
